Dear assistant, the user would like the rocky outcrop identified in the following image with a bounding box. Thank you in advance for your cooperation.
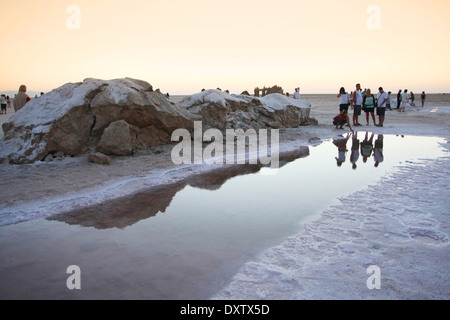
[0,79,316,164]
[179,89,316,131]
[0,78,196,164]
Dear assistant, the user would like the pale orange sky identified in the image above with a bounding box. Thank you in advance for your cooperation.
[1,0,449,94]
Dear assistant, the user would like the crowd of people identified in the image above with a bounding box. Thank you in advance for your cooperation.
[333,83,427,131]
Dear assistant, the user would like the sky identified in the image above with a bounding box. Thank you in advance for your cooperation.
[1,0,449,95]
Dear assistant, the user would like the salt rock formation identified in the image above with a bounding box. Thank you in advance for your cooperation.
[0,78,195,164]
[0,79,315,164]
[179,89,315,131]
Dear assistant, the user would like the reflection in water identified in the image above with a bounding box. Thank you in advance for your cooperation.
[48,147,310,229]
[333,132,392,169]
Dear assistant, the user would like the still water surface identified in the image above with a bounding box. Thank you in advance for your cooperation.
[0,133,446,299]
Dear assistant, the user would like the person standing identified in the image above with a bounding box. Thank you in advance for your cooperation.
[294,87,300,99]
[396,89,402,111]
[421,91,426,107]
[363,88,377,126]
[386,91,392,110]
[0,94,6,114]
[376,87,388,127]
[337,87,350,112]
[352,83,363,126]
[6,96,12,109]
[13,85,31,112]
[400,89,408,112]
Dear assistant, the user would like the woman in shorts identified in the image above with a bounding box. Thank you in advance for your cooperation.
[363,89,377,126]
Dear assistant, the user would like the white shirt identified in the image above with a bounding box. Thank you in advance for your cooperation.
[0,96,6,104]
[377,91,388,108]
[340,93,349,104]
[402,92,408,101]
[354,90,363,105]
[294,91,300,99]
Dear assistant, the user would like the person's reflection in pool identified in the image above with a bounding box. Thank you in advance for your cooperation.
[333,133,351,167]
[361,132,374,163]
[374,134,384,167]
[350,132,360,170]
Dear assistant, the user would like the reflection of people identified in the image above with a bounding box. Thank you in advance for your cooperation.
[350,132,360,170]
[360,132,374,163]
[374,134,384,167]
[333,133,351,167]
[13,85,31,112]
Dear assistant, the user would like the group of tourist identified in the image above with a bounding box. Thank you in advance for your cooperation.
[333,84,427,130]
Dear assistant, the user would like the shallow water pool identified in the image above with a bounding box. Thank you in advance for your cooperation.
[0,133,447,299]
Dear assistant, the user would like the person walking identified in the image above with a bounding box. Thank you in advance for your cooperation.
[363,88,377,126]
[352,83,363,126]
[13,85,31,112]
[376,87,388,127]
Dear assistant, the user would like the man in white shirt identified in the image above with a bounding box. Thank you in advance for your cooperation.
[294,87,300,99]
[352,83,363,126]
[376,87,388,127]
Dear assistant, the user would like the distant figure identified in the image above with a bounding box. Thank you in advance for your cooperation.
[294,88,300,99]
[0,94,7,114]
[421,91,426,107]
[352,83,363,126]
[376,87,388,127]
[337,87,350,112]
[286,92,290,97]
[6,95,12,109]
[13,85,31,112]
[373,134,384,167]
[410,91,415,107]
[396,89,402,110]
[386,91,392,110]
[363,88,377,125]
[400,89,408,112]
[40,92,44,96]
[360,132,374,163]
[350,132,360,170]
